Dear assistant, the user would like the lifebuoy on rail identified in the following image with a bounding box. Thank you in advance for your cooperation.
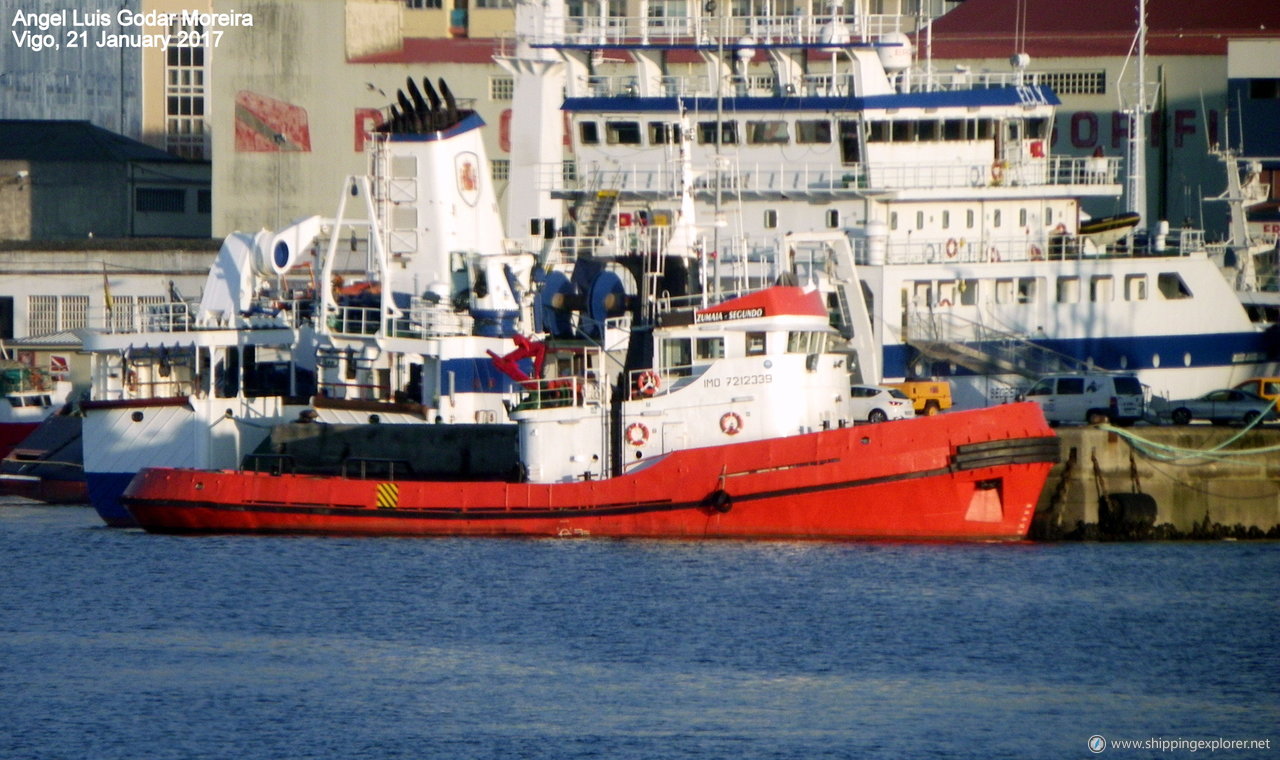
[1029,244,1044,261]
[635,370,660,397]
[945,238,959,258]
[719,412,743,435]
[991,160,1007,186]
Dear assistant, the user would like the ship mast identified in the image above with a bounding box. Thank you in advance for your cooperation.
[1122,0,1151,231]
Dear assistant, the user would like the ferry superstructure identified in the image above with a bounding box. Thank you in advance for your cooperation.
[79,82,537,526]
[499,0,1278,407]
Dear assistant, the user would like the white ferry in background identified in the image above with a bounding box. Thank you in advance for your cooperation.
[79,79,536,526]
[498,0,1278,411]
[0,357,71,459]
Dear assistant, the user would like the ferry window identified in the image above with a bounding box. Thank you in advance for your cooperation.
[697,121,738,145]
[913,281,933,306]
[826,209,840,228]
[696,337,724,360]
[1091,275,1114,302]
[995,278,1014,304]
[890,212,898,231]
[764,209,778,229]
[1057,276,1080,303]
[977,119,996,140]
[960,278,979,305]
[579,121,599,145]
[942,210,950,229]
[916,120,940,141]
[1019,208,1028,227]
[966,209,975,228]
[943,119,965,140]
[747,120,789,144]
[1157,272,1193,299]
[605,121,642,145]
[1125,274,1148,301]
[661,338,692,375]
[1046,207,1054,226]
[648,122,680,144]
[1026,117,1049,139]
[1017,277,1040,304]
[915,211,924,230]
[993,209,1002,228]
[797,119,832,144]
[746,332,767,356]
[838,120,861,163]
[891,121,912,142]
[868,121,890,142]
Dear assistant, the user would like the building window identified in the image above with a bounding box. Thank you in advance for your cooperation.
[406,0,444,8]
[165,23,208,159]
[826,209,840,228]
[61,295,89,330]
[491,159,510,181]
[28,296,58,336]
[197,189,211,214]
[474,0,513,7]
[111,295,136,332]
[1038,71,1106,96]
[764,209,777,229]
[136,188,186,213]
[489,77,514,101]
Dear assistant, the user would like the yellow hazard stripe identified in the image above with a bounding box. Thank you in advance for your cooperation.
[375,482,399,509]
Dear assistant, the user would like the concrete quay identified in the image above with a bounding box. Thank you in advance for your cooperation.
[1032,425,1280,540]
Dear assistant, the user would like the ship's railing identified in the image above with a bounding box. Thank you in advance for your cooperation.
[867,227,1205,266]
[582,69,1051,100]
[513,376,599,412]
[550,156,1121,198]
[516,12,911,50]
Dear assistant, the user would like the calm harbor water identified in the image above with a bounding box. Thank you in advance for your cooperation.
[2,499,1277,759]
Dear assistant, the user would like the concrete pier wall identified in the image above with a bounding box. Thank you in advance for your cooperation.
[1034,426,1280,539]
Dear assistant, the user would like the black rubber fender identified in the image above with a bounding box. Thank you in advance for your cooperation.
[704,489,733,513]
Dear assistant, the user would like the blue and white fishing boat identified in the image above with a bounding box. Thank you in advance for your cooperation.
[497,0,1277,410]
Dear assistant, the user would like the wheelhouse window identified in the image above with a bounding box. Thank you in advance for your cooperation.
[578,121,599,145]
[696,337,724,360]
[745,331,766,356]
[661,337,692,376]
[1157,272,1193,299]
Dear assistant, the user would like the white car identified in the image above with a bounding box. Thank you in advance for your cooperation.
[849,385,916,423]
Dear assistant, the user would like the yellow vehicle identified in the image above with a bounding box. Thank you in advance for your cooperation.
[1232,377,1280,405]
[887,379,953,416]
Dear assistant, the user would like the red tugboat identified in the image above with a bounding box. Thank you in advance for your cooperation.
[124,258,1059,539]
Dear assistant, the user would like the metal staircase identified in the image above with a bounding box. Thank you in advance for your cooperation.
[905,307,1097,379]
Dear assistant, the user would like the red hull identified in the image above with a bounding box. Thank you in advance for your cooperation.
[123,403,1059,540]
[0,423,40,461]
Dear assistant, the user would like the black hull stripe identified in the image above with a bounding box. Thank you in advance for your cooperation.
[128,436,1059,523]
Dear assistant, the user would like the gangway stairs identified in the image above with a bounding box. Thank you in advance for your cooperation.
[905,307,1098,379]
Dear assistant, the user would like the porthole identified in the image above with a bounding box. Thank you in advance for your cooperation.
[1152,353,1161,368]
[1183,352,1191,367]
[131,411,144,422]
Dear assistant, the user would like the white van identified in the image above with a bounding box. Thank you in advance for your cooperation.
[1022,372,1145,426]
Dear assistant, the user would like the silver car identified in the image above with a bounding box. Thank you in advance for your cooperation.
[849,385,916,423]
[1167,389,1277,426]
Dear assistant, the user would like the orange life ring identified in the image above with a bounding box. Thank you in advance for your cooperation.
[991,161,1006,185]
[937,298,952,308]
[1053,223,1067,235]
[636,370,661,397]
[625,422,649,446]
[945,238,959,258]
[1029,245,1044,261]
[719,412,743,435]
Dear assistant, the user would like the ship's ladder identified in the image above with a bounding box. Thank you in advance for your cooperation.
[904,306,1096,379]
